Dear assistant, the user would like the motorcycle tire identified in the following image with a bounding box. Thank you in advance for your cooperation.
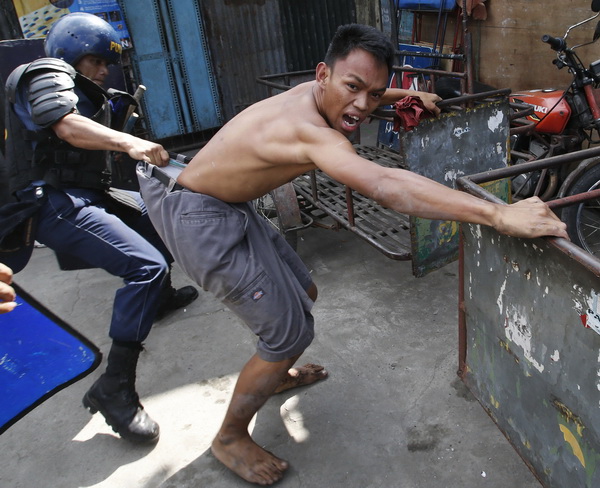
[561,163,600,255]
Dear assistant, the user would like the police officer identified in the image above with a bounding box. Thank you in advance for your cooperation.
[3,12,198,443]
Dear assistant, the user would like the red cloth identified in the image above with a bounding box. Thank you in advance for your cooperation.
[393,96,435,132]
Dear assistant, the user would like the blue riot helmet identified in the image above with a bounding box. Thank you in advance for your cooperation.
[44,12,123,67]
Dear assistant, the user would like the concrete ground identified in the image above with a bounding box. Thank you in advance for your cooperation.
[0,224,542,488]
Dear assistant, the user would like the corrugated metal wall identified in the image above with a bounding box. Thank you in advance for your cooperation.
[200,0,286,119]
[279,0,356,72]
[200,0,357,121]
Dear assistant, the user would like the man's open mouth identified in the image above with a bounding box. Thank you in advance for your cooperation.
[343,114,360,129]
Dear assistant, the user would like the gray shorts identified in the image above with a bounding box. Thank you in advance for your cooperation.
[137,162,315,362]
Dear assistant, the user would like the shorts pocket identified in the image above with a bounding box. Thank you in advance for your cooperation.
[225,270,285,336]
[168,197,247,300]
[180,210,227,224]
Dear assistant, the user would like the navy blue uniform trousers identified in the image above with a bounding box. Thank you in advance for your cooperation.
[32,185,172,342]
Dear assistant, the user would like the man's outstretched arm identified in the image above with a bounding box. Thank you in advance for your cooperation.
[380,87,442,116]
[308,135,568,240]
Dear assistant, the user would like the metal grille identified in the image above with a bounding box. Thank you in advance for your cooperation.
[293,146,413,260]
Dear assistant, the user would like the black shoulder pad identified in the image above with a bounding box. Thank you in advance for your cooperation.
[5,57,76,104]
[30,90,79,128]
[27,70,76,102]
[23,59,77,127]
[25,68,79,127]
[5,63,31,104]
[26,57,76,77]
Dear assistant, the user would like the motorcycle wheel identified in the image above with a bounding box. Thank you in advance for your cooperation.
[561,163,600,255]
[253,191,298,251]
[509,135,557,200]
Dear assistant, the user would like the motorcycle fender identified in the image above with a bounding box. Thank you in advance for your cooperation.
[510,89,571,134]
[557,157,600,198]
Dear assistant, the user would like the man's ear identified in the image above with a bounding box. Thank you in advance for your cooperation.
[315,62,330,87]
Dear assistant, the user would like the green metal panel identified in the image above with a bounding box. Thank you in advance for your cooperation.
[400,100,511,277]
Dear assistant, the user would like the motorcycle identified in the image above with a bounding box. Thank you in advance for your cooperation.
[433,1,600,254]
[504,2,600,254]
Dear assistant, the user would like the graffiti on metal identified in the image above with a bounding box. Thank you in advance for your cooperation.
[400,100,511,277]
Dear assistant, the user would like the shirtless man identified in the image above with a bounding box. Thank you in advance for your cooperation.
[138,24,568,485]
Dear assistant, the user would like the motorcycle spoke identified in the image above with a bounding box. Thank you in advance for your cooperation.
[577,201,600,254]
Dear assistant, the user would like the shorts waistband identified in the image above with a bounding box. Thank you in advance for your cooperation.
[144,163,184,192]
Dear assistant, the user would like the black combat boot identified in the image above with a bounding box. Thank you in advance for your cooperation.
[83,341,159,444]
[154,270,199,321]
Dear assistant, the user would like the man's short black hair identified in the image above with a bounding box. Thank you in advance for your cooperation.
[324,24,394,75]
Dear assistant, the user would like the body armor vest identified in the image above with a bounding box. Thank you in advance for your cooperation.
[2,59,115,203]
[37,74,113,192]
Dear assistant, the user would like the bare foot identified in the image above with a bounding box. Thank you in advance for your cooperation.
[211,434,288,485]
[274,363,328,394]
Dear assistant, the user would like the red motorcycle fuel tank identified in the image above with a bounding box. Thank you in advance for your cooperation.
[510,89,571,134]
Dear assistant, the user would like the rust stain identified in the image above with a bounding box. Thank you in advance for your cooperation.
[552,397,585,430]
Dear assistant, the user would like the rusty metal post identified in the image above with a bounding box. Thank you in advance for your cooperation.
[461,0,474,95]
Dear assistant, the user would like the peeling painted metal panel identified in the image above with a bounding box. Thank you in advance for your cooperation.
[400,100,511,277]
[461,224,600,487]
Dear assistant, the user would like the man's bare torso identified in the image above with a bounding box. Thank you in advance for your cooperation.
[178,81,328,203]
